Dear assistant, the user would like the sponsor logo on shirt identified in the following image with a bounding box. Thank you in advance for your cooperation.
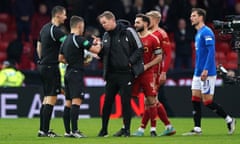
[205,36,212,41]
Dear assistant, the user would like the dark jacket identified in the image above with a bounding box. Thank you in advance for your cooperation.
[99,23,144,79]
[174,28,194,56]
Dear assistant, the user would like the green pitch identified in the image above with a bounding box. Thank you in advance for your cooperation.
[0,117,239,144]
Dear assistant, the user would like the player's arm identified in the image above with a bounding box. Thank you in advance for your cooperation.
[159,40,171,84]
[58,54,66,64]
[202,33,215,80]
[78,37,102,65]
[144,50,162,71]
[76,36,102,54]
[84,49,100,59]
[36,41,42,59]
[204,44,214,70]
[161,39,172,73]
[144,37,162,71]
[201,42,213,81]
[157,32,172,84]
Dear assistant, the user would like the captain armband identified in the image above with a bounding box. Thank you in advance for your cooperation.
[154,48,163,55]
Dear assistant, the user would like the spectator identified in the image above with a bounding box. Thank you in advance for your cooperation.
[123,0,148,25]
[13,0,34,42]
[106,0,126,20]
[132,0,147,14]
[45,0,67,13]
[31,3,50,63]
[182,0,202,28]
[0,22,7,33]
[65,0,86,17]
[174,18,194,70]
[165,0,183,32]
[31,3,50,46]
[84,0,108,27]
[0,60,25,87]
[153,0,170,30]
[231,1,240,15]
[121,0,135,23]
[204,0,225,22]
[6,38,23,65]
[0,0,12,13]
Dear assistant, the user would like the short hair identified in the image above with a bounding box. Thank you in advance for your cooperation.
[70,16,84,28]
[146,10,161,19]
[51,5,66,18]
[3,60,10,67]
[136,13,150,26]
[191,8,206,21]
[98,11,115,21]
[2,60,14,68]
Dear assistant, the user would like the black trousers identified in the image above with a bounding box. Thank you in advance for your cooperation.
[101,72,133,131]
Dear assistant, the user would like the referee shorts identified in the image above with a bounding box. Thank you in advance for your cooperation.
[64,68,85,100]
[38,64,61,96]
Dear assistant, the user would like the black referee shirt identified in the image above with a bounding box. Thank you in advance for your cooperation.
[60,34,91,70]
[39,22,66,64]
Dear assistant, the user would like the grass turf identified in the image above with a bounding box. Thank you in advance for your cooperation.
[0,117,239,144]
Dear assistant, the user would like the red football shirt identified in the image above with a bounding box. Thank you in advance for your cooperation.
[141,33,161,73]
[131,33,160,97]
[152,28,172,73]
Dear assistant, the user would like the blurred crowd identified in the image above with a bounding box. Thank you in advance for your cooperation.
[0,0,239,72]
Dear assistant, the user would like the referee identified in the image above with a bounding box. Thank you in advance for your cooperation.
[59,16,102,138]
[37,5,67,137]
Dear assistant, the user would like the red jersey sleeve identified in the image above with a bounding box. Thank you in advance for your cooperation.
[154,28,172,73]
[161,38,172,72]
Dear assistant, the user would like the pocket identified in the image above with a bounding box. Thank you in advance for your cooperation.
[132,60,144,78]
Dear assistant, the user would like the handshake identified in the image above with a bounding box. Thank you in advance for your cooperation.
[83,35,102,65]
[84,50,100,65]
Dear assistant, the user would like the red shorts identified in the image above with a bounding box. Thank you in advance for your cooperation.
[132,72,157,97]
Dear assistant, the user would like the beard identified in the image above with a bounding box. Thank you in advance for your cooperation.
[192,21,199,27]
[136,26,144,32]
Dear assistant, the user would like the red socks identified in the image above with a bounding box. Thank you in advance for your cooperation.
[140,102,170,129]
[157,102,170,125]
